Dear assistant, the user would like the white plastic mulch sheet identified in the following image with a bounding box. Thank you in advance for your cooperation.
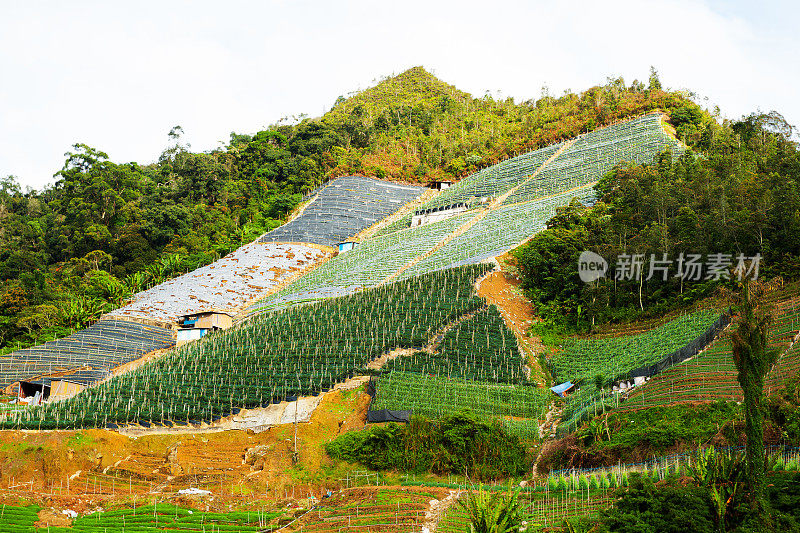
[108,242,328,323]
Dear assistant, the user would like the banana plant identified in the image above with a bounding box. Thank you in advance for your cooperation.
[124,270,150,294]
[689,446,745,532]
[459,484,525,533]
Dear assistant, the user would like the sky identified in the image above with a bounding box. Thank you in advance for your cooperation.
[1,0,798,190]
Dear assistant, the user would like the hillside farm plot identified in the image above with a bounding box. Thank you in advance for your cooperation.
[108,242,329,324]
[0,319,174,389]
[615,335,742,412]
[4,266,501,429]
[505,113,682,205]
[373,371,551,421]
[246,212,476,314]
[417,142,564,212]
[3,503,282,532]
[400,185,595,278]
[286,486,442,533]
[436,488,613,533]
[260,176,425,247]
[615,293,800,411]
[550,309,721,385]
[382,306,527,383]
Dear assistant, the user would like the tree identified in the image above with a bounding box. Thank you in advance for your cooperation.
[648,66,662,91]
[729,278,781,505]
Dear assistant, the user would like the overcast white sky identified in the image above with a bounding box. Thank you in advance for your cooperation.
[1,0,798,190]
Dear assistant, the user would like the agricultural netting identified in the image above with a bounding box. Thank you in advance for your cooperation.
[0,319,174,389]
[504,113,683,205]
[549,309,722,386]
[399,185,595,279]
[615,293,800,411]
[246,211,476,315]
[381,306,527,383]
[2,265,498,429]
[372,371,551,421]
[110,242,327,324]
[260,176,424,247]
[415,142,565,212]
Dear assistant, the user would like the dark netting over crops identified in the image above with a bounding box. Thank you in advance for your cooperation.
[0,319,174,389]
[549,309,723,385]
[260,176,425,247]
[367,409,412,423]
[627,311,732,379]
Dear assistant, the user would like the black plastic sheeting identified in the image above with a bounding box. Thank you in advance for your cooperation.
[367,409,412,423]
[627,311,732,380]
[260,176,424,247]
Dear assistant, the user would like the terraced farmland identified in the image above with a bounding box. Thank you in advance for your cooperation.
[399,185,595,278]
[550,309,722,385]
[0,503,282,532]
[504,112,681,205]
[286,487,443,532]
[372,371,551,421]
[2,266,507,429]
[436,488,613,532]
[616,292,800,412]
[247,211,476,314]
[417,141,565,211]
[381,306,527,383]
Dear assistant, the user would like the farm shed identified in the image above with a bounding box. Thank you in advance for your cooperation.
[550,381,575,398]
[18,380,50,404]
[429,180,453,191]
[177,311,233,346]
[411,203,470,227]
[337,241,359,253]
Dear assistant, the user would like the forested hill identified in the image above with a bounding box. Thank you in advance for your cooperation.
[0,66,707,353]
[512,110,800,330]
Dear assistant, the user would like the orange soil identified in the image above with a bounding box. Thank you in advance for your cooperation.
[0,386,372,511]
[477,260,547,385]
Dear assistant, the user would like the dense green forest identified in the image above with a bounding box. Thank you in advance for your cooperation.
[513,110,800,330]
[0,66,704,352]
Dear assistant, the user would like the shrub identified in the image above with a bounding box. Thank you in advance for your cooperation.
[325,414,529,480]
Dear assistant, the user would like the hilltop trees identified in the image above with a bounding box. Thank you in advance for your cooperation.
[0,67,777,354]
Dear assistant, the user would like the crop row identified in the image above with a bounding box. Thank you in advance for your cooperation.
[3,266,506,429]
[417,142,565,212]
[504,112,682,204]
[0,503,279,532]
[562,293,799,423]
[550,309,721,385]
[381,306,526,383]
[247,211,476,314]
[248,118,668,315]
[372,371,551,421]
[400,185,595,279]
